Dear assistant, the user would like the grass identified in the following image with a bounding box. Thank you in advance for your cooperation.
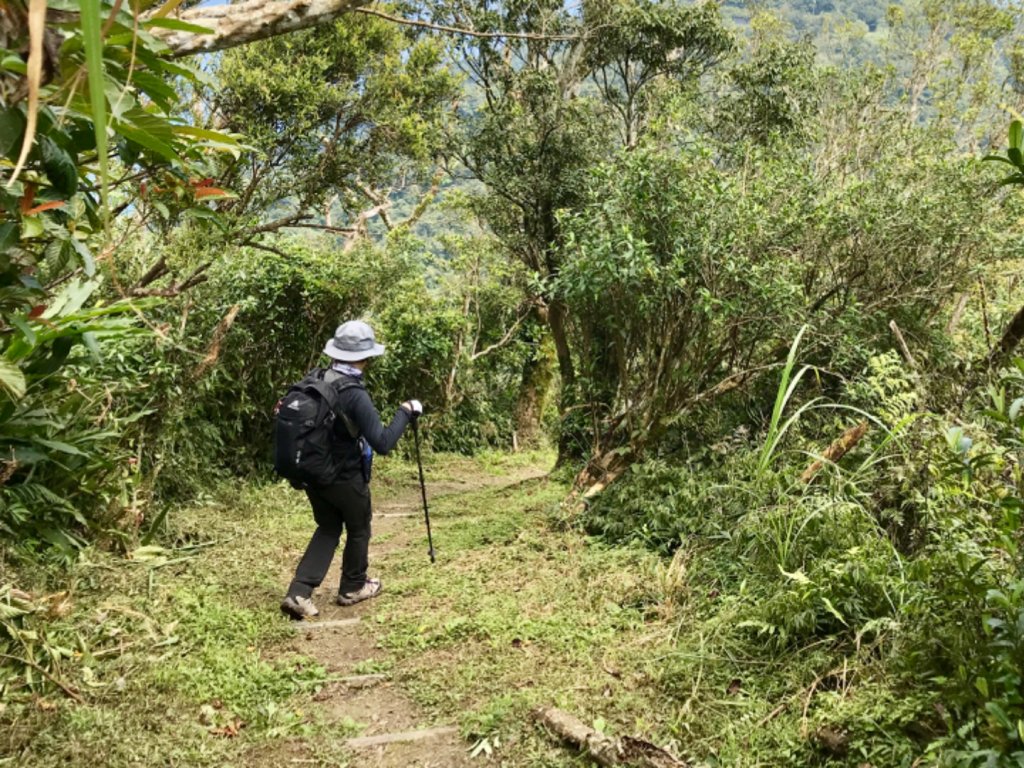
[368,464,690,763]
[1,449,932,766]
[0,481,333,767]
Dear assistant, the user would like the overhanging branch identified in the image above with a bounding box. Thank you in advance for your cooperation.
[149,0,576,56]
[353,7,579,41]
[151,0,374,57]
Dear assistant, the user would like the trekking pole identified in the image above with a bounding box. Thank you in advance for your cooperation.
[411,418,436,563]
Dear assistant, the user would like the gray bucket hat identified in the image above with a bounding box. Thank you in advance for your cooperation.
[323,320,386,361]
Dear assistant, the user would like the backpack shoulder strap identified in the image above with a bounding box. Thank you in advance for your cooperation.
[321,371,364,439]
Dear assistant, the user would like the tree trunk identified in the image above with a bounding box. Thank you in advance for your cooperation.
[546,299,574,392]
[985,304,1024,368]
[514,332,555,449]
[149,0,373,57]
[543,299,583,466]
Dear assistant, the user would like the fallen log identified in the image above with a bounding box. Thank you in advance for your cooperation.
[800,421,869,484]
[533,707,688,768]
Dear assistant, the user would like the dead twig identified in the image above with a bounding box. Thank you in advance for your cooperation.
[800,675,822,738]
[0,652,83,703]
[755,701,788,729]
[190,304,241,380]
[888,320,917,369]
[800,422,869,483]
[533,706,688,768]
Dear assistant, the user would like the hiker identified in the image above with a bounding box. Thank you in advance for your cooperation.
[279,320,422,620]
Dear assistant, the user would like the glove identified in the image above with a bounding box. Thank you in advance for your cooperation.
[402,399,423,419]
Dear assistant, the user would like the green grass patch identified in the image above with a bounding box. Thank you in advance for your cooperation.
[2,450,943,767]
[0,480,335,767]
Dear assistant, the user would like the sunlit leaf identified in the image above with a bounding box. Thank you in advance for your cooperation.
[1009,119,1022,151]
[0,359,27,399]
[143,18,214,35]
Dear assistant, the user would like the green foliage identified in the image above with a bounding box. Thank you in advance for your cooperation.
[152,585,328,724]
[0,1,240,552]
[985,119,1024,185]
[719,17,820,144]
[213,11,459,243]
[586,342,1024,762]
[555,94,1011,462]
[129,229,531,505]
[0,280,155,553]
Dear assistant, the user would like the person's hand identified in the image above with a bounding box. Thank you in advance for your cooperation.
[402,399,423,419]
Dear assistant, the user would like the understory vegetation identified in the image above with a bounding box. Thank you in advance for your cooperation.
[3,0,1024,765]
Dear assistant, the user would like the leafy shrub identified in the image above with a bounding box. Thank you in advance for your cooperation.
[0,281,154,554]
[583,454,755,555]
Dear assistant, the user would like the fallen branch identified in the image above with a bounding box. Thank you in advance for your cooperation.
[888,320,917,369]
[800,421,869,483]
[533,706,688,768]
[0,652,83,703]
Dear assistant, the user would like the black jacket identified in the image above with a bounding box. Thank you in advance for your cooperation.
[323,371,411,479]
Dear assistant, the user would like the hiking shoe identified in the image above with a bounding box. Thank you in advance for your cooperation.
[280,595,319,620]
[337,579,382,606]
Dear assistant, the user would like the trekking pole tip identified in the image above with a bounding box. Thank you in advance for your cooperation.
[428,548,436,563]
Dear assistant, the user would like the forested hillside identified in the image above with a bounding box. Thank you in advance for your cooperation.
[2,0,1024,765]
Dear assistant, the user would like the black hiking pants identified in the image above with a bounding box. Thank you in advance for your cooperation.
[287,475,372,598]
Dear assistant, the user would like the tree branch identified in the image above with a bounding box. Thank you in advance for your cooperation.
[131,262,211,298]
[245,242,289,258]
[251,212,311,235]
[290,222,358,234]
[148,0,577,57]
[353,7,578,41]
[471,307,531,361]
[984,304,1024,368]
[134,256,170,290]
[152,0,375,57]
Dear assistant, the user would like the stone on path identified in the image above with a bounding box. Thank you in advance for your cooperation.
[340,673,387,688]
[346,726,460,749]
[291,617,360,631]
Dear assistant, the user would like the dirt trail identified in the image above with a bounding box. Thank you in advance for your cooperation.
[265,462,549,767]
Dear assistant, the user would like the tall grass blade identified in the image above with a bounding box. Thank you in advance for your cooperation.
[758,325,809,475]
[6,0,46,189]
[80,0,110,230]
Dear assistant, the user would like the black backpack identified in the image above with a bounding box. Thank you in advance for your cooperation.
[273,369,361,488]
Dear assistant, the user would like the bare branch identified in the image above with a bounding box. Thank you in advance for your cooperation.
[134,257,170,290]
[131,262,211,298]
[471,307,531,361]
[251,212,311,235]
[246,241,289,259]
[354,181,393,230]
[353,7,579,41]
[286,222,358,235]
[889,320,917,369]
